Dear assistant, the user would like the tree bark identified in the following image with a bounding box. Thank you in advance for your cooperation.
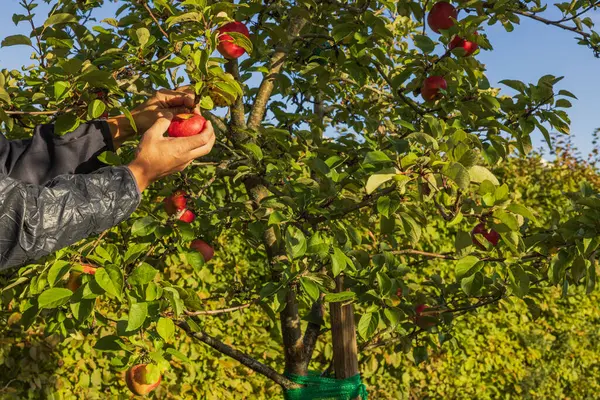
[330,275,359,379]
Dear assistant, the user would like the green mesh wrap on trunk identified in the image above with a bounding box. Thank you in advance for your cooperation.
[283,372,368,400]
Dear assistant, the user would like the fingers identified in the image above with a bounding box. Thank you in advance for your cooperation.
[145,112,173,139]
[187,128,217,160]
[178,121,216,151]
[156,88,195,109]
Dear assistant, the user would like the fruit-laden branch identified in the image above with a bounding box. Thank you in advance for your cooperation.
[175,320,302,390]
[141,1,170,41]
[184,301,255,316]
[372,61,426,116]
[247,16,308,130]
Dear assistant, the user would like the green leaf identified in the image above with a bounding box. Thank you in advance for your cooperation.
[469,166,499,185]
[70,299,95,322]
[94,335,128,352]
[227,32,253,54]
[242,143,263,161]
[509,265,529,298]
[383,308,403,326]
[163,287,184,317]
[331,248,347,277]
[285,226,306,259]
[126,302,148,332]
[47,261,71,287]
[444,163,470,190]
[413,35,435,53]
[120,107,137,133]
[38,288,72,309]
[493,209,520,231]
[455,256,482,280]
[54,81,69,100]
[358,312,379,340]
[300,277,320,302]
[1,34,32,47]
[135,27,150,47]
[323,291,356,303]
[363,151,392,164]
[366,170,399,194]
[157,317,175,343]
[407,132,439,150]
[97,151,122,166]
[44,13,77,27]
[128,263,158,286]
[131,216,158,237]
[506,204,537,224]
[94,266,124,300]
[165,348,191,363]
[461,272,483,296]
[88,99,106,119]
[54,113,79,135]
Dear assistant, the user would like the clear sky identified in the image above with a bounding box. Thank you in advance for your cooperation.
[1,2,598,154]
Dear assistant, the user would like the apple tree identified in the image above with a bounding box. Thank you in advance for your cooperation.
[1,0,600,398]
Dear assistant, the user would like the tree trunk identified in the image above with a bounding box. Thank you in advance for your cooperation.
[330,275,359,379]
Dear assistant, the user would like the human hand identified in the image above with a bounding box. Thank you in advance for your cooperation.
[107,87,198,147]
[127,112,215,192]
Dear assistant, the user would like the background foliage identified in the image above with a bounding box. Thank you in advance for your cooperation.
[1,0,600,399]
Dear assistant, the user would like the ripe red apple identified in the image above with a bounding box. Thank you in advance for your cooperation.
[471,223,500,248]
[164,190,187,215]
[415,304,427,314]
[414,304,436,329]
[420,76,447,102]
[191,239,214,262]
[125,364,161,396]
[67,264,97,292]
[449,33,479,56]
[484,229,500,246]
[179,209,196,223]
[427,1,458,33]
[167,114,207,138]
[217,22,250,59]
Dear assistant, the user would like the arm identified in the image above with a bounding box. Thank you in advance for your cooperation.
[0,166,140,270]
[0,121,115,185]
[0,115,216,271]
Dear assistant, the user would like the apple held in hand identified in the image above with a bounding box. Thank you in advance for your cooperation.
[191,239,214,262]
[164,190,187,215]
[427,1,458,33]
[421,76,447,101]
[217,21,250,59]
[449,33,479,56]
[167,114,207,138]
[67,264,97,292]
[126,364,161,396]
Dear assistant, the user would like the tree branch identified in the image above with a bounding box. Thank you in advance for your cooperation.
[302,297,325,369]
[4,108,77,116]
[280,285,305,375]
[224,60,247,130]
[184,301,255,316]
[512,9,592,38]
[247,16,308,130]
[142,1,170,41]
[175,320,302,390]
[372,61,426,116]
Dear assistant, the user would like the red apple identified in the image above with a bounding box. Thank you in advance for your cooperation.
[217,21,250,59]
[191,239,214,262]
[164,190,187,215]
[471,223,487,250]
[484,229,500,246]
[179,209,196,223]
[125,364,161,396]
[427,1,458,33]
[167,114,207,138]
[415,304,427,314]
[414,304,436,329]
[67,264,97,292]
[420,76,447,101]
[449,33,479,56]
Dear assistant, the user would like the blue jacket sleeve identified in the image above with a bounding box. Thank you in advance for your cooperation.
[0,166,141,271]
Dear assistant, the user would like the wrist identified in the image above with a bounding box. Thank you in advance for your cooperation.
[127,160,152,192]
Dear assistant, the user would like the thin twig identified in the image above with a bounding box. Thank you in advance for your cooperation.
[184,301,254,316]
[142,1,170,41]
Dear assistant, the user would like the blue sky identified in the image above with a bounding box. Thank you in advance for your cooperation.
[1,2,598,154]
